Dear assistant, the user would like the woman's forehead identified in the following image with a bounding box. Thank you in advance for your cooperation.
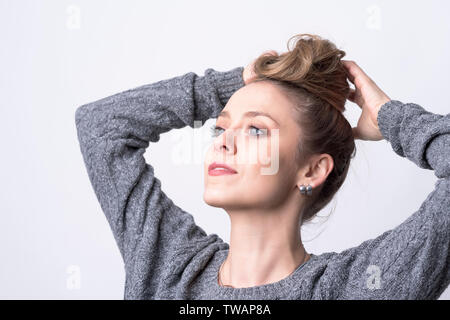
[225,82,294,120]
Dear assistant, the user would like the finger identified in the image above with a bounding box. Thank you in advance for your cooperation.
[342,60,372,86]
[341,60,356,83]
[347,88,356,102]
[346,75,355,86]
[347,89,362,108]
[342,60,372,87]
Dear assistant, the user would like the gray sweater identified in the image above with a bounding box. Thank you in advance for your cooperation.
[75,66,449,300]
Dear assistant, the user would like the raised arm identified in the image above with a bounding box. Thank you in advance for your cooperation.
[323,101,450,299]
[377,100,450,179]
[320,60,450,300]
[74,66,245,271]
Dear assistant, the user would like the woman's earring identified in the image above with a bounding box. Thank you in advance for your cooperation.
[299,184,313,196]
[299,185,306,194]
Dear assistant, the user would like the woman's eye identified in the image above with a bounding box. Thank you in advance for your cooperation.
[210,125,224,137]
[209,124,267,138]
[248,126,267,137]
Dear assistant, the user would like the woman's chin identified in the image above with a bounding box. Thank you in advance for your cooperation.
[203,191,231,208]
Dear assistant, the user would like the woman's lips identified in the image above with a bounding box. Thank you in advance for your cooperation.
[208,168,237,176]
[208,162,238,176]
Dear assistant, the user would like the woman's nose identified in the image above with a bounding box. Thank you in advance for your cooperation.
[214,129,237,155]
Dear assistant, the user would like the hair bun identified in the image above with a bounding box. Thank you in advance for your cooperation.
[252,33,350,113]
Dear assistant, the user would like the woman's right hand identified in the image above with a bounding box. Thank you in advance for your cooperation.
[342,60,392,141]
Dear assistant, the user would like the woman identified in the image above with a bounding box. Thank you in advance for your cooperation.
[75,33,449,299]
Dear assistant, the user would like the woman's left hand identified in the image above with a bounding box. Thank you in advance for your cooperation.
[342,60,391,141]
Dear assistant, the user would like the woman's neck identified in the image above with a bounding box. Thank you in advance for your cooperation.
[219,208,309,288]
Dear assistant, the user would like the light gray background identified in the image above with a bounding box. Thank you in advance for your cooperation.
[0,0,448,299]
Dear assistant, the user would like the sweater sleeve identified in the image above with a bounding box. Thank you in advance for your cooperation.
[323,100,450,300]
[75,66,245,272]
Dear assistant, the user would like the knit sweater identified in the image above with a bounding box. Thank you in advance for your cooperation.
[75,66,449,300]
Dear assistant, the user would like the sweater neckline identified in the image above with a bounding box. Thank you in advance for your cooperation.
[207,247,317,299]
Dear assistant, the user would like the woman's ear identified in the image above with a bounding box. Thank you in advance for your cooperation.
[297,153,334,189]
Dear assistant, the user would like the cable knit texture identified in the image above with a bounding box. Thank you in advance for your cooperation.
[75,66,449,300]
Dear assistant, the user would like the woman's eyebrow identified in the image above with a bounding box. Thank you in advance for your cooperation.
[217,110,280,127]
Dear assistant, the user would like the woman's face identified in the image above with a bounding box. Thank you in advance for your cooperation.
[203,81,303,210]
